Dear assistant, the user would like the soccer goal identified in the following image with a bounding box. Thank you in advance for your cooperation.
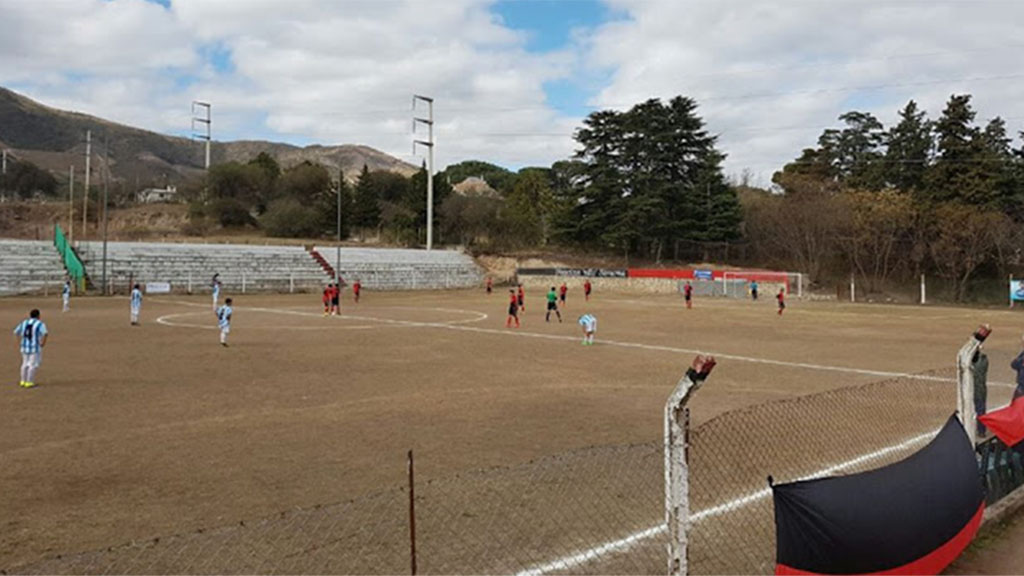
[722,270,803,299]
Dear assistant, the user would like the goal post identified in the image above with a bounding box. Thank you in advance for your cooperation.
[722,271,803,299]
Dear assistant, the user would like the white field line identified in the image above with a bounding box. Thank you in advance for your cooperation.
[157,299,1016,389]
[513,430,937,576]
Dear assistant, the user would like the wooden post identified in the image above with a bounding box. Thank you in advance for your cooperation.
[408,450,417,576]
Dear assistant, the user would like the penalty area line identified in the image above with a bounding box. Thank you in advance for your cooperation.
[513,429,936,576]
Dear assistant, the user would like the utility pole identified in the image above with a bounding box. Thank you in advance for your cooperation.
[191,101,212,170]
[413,94,434,250]
[83,130,91,241]
[68,165,74,245]
[102,132,110,295]
[342,165,346,284]
[1,149,7,201]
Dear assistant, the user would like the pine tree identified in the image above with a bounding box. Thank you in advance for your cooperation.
[926,94,993,205]
[352,164,380,229]
[885,100,933,193]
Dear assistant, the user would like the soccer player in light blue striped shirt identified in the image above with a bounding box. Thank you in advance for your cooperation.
[62,279,71,312]
[130,284,143,325]
[212,274,222,312]
[578,313,597,346]
[216,298,233,347]
[13,309,48,388]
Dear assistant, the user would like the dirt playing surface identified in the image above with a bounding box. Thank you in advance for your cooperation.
[2,289,1022,572]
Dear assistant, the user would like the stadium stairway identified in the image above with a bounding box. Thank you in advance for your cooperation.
[307,247,336,279]
[0,239,69,295]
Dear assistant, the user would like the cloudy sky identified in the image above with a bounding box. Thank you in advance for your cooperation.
[2,0,1024,184]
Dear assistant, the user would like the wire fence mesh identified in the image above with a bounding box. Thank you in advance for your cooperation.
[5,370,960,576]
[687,369,956,575]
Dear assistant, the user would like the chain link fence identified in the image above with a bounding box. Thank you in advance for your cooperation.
[687,370,956,575]
[5,371,961,575]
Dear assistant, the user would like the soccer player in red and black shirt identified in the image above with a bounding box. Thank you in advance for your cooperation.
[353,279,362,303]
[583,279,592,301]
[684,281,693,309]
[559,282,568,308]
[777,288,786,316]
[506,289,520,328]
[486,276,493,294]
[517,284,525,312]
[330,283,341,315]
[322,284,332,316]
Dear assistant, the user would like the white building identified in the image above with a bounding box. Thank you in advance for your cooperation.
[137,185,178,204]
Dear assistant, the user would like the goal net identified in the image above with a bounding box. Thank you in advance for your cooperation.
[678,271,803,300]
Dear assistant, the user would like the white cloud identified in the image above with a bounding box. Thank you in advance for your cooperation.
[583,0,1024,185]
[4,0,1024,180]
[1,0,579,170]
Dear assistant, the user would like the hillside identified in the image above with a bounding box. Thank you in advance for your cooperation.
[0,87,417,187]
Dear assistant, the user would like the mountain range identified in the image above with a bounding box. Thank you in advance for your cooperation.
[0,87,417,187]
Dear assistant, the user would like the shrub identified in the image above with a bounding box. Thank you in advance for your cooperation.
[261,198,321,238]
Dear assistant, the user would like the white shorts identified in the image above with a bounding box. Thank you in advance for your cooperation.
[131,305,141,314]
[220,325,231,334]
[583,320,597,333]
[21,352,41,369]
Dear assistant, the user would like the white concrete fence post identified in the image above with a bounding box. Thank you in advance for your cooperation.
[290,272,294,294]
[665,355,716,576]
[920,274,926,305]
[188,271,193,295]
[956,325,991,448]
[242,272,247,294]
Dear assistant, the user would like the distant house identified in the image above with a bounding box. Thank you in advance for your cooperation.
[452,176,498,198]
[137,185,178,204]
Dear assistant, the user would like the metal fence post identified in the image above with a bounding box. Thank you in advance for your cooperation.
[665,355,716,576]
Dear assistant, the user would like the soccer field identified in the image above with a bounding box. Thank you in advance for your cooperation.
[1,289,1019,572]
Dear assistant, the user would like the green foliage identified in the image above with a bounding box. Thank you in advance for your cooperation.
[884,100,932,193]
[207,162,267,209]
[441,160,517,194]
[560,96,740,260]
[0,158,58,198]
[209,197,255,228]
[279,161,331,204]
[352,165,382,229]
[261,198,322,238]
[439,195,502,247]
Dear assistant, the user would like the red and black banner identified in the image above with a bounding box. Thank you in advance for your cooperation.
[979,397,1024,448]
[772,415,984,575]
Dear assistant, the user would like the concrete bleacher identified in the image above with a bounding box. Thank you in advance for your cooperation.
[0,240,68,296]
[77,242,331,294]
[314,247,482,290]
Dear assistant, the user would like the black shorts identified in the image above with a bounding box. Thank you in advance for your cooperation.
[778,301,786,309]
[508,304,519,316]
[685,294,692,301]
[331,297,339,305]
[559,294,566,302]
[517,297,524,306]
[547,301,558,311]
